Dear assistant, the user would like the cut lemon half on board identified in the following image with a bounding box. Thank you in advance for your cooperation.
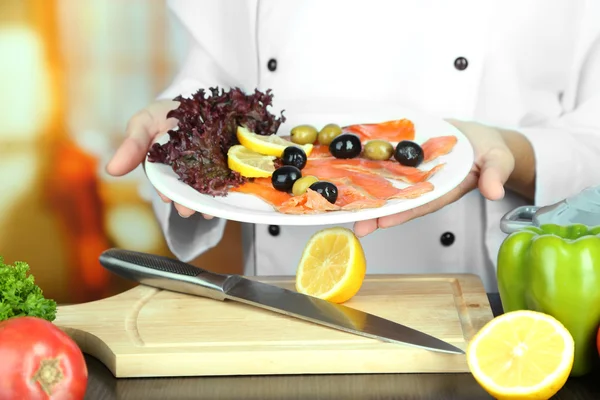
[237,126,313,157]
[467,310,574,400]
[227,145,276,178]
[295,227,366,304]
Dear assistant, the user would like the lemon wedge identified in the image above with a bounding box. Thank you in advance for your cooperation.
[237,126,313,158]
[295,227,366,304]
[467,310,574,400]
[227,145,276,178]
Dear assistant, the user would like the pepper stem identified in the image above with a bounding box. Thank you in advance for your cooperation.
[32,358,64,395]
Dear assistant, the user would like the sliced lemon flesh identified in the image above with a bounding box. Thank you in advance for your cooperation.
[237,126,313,158]
[467,310,574,400]
[295,227,366,304]
[227,145,276,178]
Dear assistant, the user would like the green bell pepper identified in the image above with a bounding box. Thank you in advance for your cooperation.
[497,223,600,377]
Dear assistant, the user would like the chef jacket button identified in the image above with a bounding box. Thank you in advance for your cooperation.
[268,225,280,236]
[267,58,277,72]
[454,57,468,71]
[440,232,455,246]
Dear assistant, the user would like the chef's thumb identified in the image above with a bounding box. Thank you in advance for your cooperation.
[478,148,514,201]
[106,112,155,176]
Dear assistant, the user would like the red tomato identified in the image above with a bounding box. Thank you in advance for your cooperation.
[0,317,88,400]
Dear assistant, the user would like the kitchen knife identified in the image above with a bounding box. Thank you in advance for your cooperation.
[98,248,464,355]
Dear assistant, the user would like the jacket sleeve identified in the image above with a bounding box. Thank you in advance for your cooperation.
[147,13,230,262]
[152,195,227,263]
[517,18,600,207]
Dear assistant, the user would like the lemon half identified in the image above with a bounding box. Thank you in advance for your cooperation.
[467,310,574,400]
[237,126,313,158]
[295,227,366,304]
[227,145,277,178]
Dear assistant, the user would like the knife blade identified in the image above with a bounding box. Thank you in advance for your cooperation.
[98,248,464,355]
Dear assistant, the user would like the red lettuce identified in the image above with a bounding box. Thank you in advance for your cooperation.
[147,87,285,196]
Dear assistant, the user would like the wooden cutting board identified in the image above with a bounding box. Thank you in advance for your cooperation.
[53,274,493,378]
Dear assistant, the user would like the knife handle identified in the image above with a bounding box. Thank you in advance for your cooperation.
[99,248,234,301]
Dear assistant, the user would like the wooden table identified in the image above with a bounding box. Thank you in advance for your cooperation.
[83,295,600,400]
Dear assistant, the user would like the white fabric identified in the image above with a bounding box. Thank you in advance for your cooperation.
[148,0,600,292]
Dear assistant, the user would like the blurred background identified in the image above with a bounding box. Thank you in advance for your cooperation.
[0,0,243,304]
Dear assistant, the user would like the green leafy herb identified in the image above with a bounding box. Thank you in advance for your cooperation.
[0,256,57,322]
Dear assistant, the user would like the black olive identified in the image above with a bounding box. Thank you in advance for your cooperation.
[271,166,302,192]
[282,146,307,170]
[309,181,338,204]
[394,140,424,167]
[329,134,362,159]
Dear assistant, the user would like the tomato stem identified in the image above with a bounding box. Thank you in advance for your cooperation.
[32,358,64,395]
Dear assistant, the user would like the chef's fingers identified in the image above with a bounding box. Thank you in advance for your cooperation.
[353,218,378,237]
[156,190,194,217]
[106,110,156,176]
[105,136,152,176]
[106,100,179,177]
[157,189,212,219]
[477,147,514,201]
[156,190,172,203]
[377,172,479,228]
[376,191,454,228]
[174,203,196,218]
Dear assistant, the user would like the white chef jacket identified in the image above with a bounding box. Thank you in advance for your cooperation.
[147,0,600,292]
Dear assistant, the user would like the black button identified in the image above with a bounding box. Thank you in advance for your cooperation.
[268,225,280,236]
[267,58,277,72]
[454,57,468,71]
[440,232,455,246]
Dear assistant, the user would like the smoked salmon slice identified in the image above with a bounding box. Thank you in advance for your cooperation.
[343,119,415,142]
[276,188,341,214]
[276,181,387,214]
[421,135,458,163]
[231,168,431,214]
[329,179,387,210]
[307,144,332,159]
[230,179,291,206]
[302,165,434,200]
[305,158,442,184]
[376,161,445,183]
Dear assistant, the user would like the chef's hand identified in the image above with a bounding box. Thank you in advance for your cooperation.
[105,100,212,219]
[353,119,516,237]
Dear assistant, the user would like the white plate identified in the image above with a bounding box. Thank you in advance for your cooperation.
[145,108,474,226]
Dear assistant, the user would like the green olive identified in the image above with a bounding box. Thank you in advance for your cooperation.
[363,140,394,161]
[292,175,319,196]
[290,125,318,145]
[317,123,343,145]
